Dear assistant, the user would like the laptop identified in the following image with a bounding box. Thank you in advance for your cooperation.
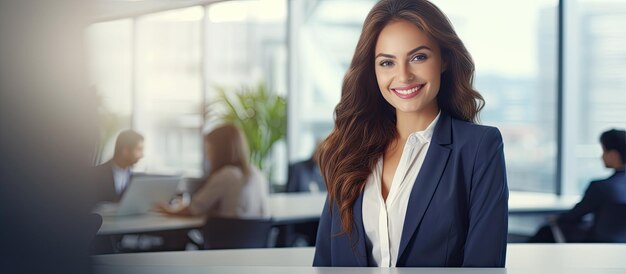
[96,175,181,216]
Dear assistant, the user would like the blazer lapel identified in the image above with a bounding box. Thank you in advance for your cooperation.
[351,191,368,266]
[104,160,119,202]
[397,112,453,260]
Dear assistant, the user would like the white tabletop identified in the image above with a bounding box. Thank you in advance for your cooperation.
[269,192,326,224]
[98,191,578,235]
[508,192,579,213]
[98,213,205,235]
[92,266,625,274]
[98,192,327,235]
[92,244,626,274]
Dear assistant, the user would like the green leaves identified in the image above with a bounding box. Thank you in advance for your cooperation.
[206,82,287,176]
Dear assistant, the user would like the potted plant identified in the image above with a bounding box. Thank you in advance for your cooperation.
[205,82,287,180]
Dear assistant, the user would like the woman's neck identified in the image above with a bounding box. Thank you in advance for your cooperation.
[395,105,439,141]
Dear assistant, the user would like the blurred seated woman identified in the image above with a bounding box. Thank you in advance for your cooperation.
[158,124,270,218]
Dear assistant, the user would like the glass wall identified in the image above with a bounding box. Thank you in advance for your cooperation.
[87,0,626,195]
[288,0,377,162]
[203,0,286,93]
[134,7,204,175]
[562,0,626,194]
[86,19,133,163]
[436,0,559,192]
[87,7,204,176]
[203,0,288,185]
[87,1,288,182]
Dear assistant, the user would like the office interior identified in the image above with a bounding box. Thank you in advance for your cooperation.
[1,0,625,273]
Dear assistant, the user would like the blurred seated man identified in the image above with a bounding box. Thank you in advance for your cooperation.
[529,129,626,243]
[93,129,144,203]
[91,130,145,253]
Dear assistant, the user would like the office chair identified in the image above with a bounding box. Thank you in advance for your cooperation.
[588,203,626,243]
[550,203,626,243]
[202,217,273,249]
[279,160,325,247]
[88,213,118,254]
[285,159,325,193]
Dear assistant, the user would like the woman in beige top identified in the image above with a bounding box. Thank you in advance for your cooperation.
[158,124,270,218]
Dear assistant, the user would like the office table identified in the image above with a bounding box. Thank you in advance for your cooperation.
[98,213,205,236]
[98,192,327,236]
[92,244,626,274]
[508,192,579,214]
[98,192,579,235]
[507,192,580,236]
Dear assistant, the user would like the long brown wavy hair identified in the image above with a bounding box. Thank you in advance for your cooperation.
[316,0,484,237]
[202,124,251,187]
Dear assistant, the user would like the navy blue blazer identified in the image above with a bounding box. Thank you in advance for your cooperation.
[93,160,120,203]
[313,112,508,267]
[558,170,626,242]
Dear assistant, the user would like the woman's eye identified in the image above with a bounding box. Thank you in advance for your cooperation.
[411,54,428,62]
[379,60,394,67]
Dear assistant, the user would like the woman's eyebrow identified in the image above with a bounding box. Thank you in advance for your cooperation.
[407,45,432,55]
[375,45,433,59]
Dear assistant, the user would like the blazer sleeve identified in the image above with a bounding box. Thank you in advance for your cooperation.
[558,182,600,223]
[313,196,332,266]
[463,127,509,267]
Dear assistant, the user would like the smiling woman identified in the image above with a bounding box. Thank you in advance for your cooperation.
[374,21,443,117]
[314,0,508,268]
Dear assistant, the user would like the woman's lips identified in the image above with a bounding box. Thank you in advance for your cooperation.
[391,83,425,99]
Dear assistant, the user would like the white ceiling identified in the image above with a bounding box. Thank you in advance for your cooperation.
[92,0,223,22]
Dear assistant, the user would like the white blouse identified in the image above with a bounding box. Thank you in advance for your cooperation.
[111,163,131,195]
[190,165,270,219]
[362,112,440,267]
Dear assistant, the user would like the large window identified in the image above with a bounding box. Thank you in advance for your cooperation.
[288,0,377,162]
[562,0,626,194]
[87,7,204,176]
[87,1,288,182]
[203,0,288,184]
[134,7,204,175]
[203,0,286,92]
[436,0,559,192]
[88,0,626,195]
[86,19,133,163]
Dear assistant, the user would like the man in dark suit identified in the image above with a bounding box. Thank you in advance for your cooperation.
[94,130,144,203]
[286,157,325,193]
[529,129,626,242]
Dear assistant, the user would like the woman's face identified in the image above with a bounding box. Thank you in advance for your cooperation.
[374,19,445,115]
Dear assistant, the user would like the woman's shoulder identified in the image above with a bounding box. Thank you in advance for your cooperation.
[449,117,503,145]
[213,165,245,180]
[248,166,267,182]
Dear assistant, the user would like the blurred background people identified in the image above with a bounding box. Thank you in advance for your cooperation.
[93,130,144,203]
[529,129,626,243]
[285,142,325,193]
[158,124,269,219]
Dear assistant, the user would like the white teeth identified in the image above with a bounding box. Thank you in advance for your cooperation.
[395,85,422,95]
